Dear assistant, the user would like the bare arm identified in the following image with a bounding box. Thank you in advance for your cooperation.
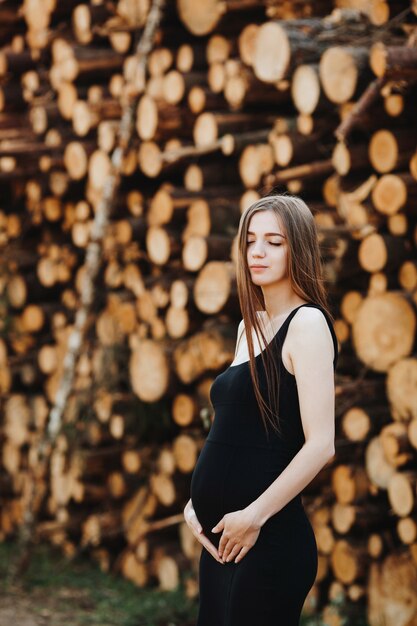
[247,307,336,528]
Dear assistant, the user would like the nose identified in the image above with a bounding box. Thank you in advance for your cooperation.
[250,241,266,257]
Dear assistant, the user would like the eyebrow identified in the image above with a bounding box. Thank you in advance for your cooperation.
[247,232,286,238]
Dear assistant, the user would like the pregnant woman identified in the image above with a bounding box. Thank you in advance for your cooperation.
[184,194,339,626]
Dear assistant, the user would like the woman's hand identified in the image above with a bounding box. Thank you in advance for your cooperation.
[211,506,262,563]
[183,498,225,565]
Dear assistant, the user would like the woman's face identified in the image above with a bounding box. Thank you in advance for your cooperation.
[246,210,288,285]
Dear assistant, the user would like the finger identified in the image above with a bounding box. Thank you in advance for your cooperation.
[197,528,226,563]
[207,546,224,564]
[201,538,224,564]
[220,539,233,561]
[224,544,241,562]
[234,546,250,563]
[198,534,224,564]
[218,532,232,554]
[191,526,206,544]
[203,536,222,557]
[218,534,227,557]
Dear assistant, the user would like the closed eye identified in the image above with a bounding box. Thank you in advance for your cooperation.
[247,241,282,246]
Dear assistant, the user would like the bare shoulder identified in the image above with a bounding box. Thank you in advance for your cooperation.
[287,306,334,359]
[292,306,330,330]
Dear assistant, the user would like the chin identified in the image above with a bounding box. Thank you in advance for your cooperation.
[253,275,284,287]
[252,276,275,285]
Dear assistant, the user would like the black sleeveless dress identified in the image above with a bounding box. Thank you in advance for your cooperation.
[190,303,339,626]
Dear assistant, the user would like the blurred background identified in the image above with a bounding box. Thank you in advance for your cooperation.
[0,0,417,624]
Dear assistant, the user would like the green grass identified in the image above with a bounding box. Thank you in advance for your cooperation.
[0,540,369,626]
[0,540,198,626]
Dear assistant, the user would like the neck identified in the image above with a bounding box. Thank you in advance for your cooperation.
[262,282,306,320]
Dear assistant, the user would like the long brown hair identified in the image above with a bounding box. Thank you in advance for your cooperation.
[235,193,334,439]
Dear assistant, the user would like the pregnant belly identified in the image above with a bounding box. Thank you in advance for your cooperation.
[190,439,289,548]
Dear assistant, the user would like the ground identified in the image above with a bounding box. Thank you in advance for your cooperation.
[0,540,368,626]
[0,541,198,626]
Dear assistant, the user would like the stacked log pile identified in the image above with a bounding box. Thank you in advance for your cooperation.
[0,0,417,623]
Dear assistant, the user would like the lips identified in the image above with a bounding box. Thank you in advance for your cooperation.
[250,265,268,268]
